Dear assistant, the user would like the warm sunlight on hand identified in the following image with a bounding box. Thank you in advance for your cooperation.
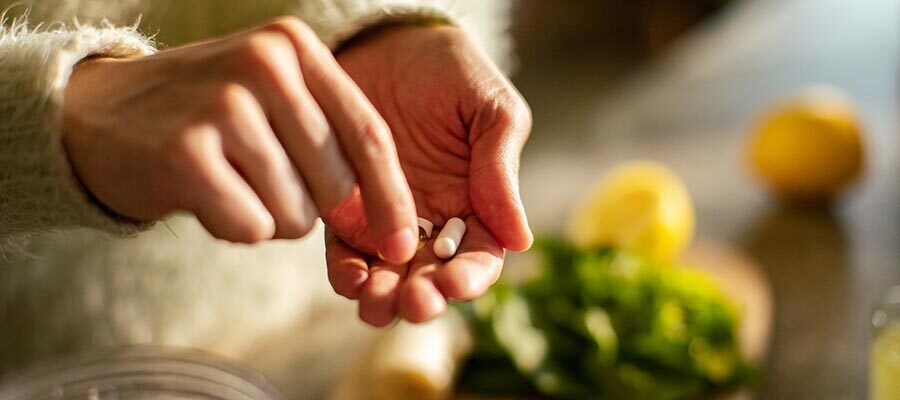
[324,25,533,326]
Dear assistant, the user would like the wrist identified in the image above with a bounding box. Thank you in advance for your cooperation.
[62,58,106,144]
[61,58,133,218]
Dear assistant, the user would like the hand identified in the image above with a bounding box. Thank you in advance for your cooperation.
[62,17,420,259]
[326,25,533,326]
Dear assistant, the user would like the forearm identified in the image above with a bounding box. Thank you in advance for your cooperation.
[0,22,155,242]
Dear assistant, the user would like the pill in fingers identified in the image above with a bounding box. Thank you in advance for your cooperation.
[417,217,434,240]
[433,217,467,259]
[417,217,434,250]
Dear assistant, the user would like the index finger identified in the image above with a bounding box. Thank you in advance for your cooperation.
[267,19,418,264]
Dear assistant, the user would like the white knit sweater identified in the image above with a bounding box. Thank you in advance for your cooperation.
[0,0,511,393]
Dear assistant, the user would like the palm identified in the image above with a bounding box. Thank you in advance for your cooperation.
[324,25,531,326]
[389,82,475,223]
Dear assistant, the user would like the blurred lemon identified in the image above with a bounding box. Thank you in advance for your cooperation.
[567,161,695,264]
[747,86,865,202]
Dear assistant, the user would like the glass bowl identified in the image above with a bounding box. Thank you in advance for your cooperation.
[0,346,285,400]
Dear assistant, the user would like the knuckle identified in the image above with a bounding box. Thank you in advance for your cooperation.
[305,111,332,139]
[236,35,271,62]
[260,17,329,57]
[514,100,533,132]
[499,95,533,133]
[234,33,290,72]
[164,128,218,182]
[355,120,394,161]
[297,112,333,149]
[266,16,316,43]
[267,16,308,32]
[211,82,252,113]
[232,129,282,169]
[163,129,201,169]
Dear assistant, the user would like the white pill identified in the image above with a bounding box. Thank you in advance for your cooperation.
[433,217,466,259]
[417,217,434,239]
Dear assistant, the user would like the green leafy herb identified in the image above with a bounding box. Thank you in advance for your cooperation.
[457,237,756,399]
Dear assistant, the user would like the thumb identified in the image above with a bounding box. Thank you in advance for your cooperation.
[469,99,533,252]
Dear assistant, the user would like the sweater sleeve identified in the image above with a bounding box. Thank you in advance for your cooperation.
[293,0,455,49]
[292,0,514,70]
[0,23,156,240]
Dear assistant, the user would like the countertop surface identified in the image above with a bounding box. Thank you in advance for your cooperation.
[511,0,899,398]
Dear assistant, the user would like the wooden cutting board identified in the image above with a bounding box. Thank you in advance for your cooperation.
[682,239,774,365]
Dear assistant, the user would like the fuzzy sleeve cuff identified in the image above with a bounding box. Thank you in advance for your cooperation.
[293,0,514,72]
[292,0,459,50]
[0,23,156,239]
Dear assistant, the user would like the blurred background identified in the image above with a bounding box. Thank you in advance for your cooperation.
[512,0,733,145]
[507,0,898,398]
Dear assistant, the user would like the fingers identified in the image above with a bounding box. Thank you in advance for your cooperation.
[469,92,534,252]
[327,226,409,327]
[178,128,275,243]
[358,260,407,327]
[398,217,504,323]
[354,233,441,325]
[216,84,318,239]
[263,18,419,264]
[396,239,450,323]
[351,218,505,326]
[432,217,505,301]
[269,82,357,214]
[325,229,369,299]
[398,261,447,324]
[233,30,358,215]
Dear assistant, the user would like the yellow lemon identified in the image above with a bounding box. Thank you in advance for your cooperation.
[748,86,865,202]
[567,161,695,264]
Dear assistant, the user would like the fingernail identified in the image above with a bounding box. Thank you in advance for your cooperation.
[378,227,417,263]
